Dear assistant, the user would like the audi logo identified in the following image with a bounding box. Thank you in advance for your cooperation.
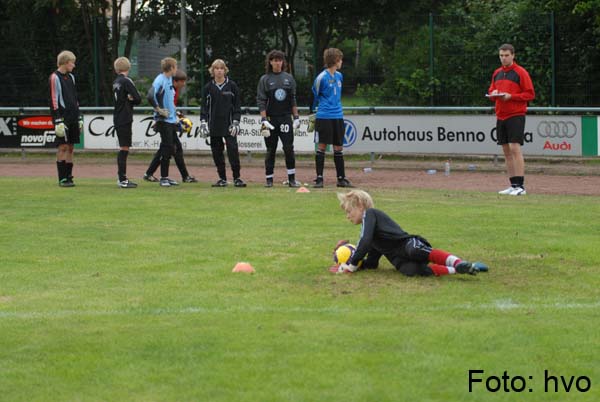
[537,121,577,138]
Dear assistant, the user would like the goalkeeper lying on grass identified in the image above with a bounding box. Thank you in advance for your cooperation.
[335,190,489,276]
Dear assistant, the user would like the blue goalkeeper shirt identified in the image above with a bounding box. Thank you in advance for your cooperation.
[149,73,177,124]
[312,69,343,119]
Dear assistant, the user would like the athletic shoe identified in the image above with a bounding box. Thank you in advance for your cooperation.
[509,187,526,196]
[183,176,198,183]
[212,179,228,187]
[498,186,515,195]
[288,179,301,188]
[159,178,171,187]
[336,177,354,188]
[167,178,179,186]
[472,262,489,273]
[118,179,138,188]
[265,179,273,188]
[312,177,324,188]
[58,178,75,187]
[144,173,159,182]
[233,178,247,188]
[455,261,478,275]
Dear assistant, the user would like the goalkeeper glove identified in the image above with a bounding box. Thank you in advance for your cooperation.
[260,117,274,137]
[155,107,170,118]
[229,120,240,137]
[199,120,209,138]
[338,263,358,273]
[78,116,84,135]
[307,114,316,133]
[54,119,66,138]
[293,115,300,135]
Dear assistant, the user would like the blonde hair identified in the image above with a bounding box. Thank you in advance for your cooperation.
[57,50,76,67]
[323,48,343,68]
[113,57,131,73]
[208,59,229,77]
[161,57,178,72]
[337,190,374,212]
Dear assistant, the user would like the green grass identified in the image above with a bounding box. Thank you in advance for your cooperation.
[1,178,599,401]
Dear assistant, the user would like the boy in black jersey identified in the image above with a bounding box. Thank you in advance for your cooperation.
[256,50,301,188]
[113,57,142,188]
[49,50,82,187]
[200,59,246,187]
[336,190,489,276]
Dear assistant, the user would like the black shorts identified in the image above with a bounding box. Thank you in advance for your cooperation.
[314,118,344,146]
[116,124,133,147]
[55,121,81,145]
[496,115,525,145]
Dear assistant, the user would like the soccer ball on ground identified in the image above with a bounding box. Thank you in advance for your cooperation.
[333,243,363,268]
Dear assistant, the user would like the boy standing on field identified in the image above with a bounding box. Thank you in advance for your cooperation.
[200,59,246,188]
[488,43,535,196]
[113,57,142,188]
[146,57,179,187]
[310,48,353,189]
[336,189,489,276]
[49,50,82,187]
[256,50,301,188]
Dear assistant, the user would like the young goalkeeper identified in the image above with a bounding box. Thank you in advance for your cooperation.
[336,190,489,276]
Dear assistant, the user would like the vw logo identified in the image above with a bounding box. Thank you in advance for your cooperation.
[274,88,287,101]
[537,121,577,138]
[343,119,358,147]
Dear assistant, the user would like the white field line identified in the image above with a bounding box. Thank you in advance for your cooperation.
[0,300,599,319]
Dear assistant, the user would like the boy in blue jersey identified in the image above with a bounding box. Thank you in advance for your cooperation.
[310,48,353,188]
[146,57,179,187]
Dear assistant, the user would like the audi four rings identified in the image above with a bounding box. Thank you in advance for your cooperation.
[536,121,577,138]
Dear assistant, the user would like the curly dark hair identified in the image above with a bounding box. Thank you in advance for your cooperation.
[265,49,287,73]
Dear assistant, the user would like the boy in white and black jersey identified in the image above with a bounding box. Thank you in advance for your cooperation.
[113,57,142,188]
[49,50,82,187]
[256,50,301,188]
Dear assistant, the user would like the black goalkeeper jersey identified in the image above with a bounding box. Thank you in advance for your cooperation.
[349,208,416,266]
[113,73,142,127]
[256,71,297,117]
[49,70,79,124]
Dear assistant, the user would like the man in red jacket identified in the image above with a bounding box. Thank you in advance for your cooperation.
[488,43,535,196]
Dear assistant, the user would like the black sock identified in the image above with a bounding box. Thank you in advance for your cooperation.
[334,150,345,179]
[315,150,325,177]
[288,173,296,182]
[118,150,129,181]
[66,162,73,180]
[516,176,525,188]
[509,176,519,188]
[56,160,67,181]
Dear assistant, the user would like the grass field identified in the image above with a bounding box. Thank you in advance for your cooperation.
[1,177,599,401]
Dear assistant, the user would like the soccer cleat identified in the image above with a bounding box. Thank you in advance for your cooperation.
[118,179,138,188]
[288,179,301,188]
[312,177,324,188]
[472,262,489,273]
[455,261,478,275]
[211,179,228,187]
[509,187,526,196]
[498,186,515,195]
[159,178,171,187]
[58,178,75,187]
[233,178,247,188]
[183,176,198,183]
[143,173,159,182]
[336,177,354,188]
[265,179,273,188]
